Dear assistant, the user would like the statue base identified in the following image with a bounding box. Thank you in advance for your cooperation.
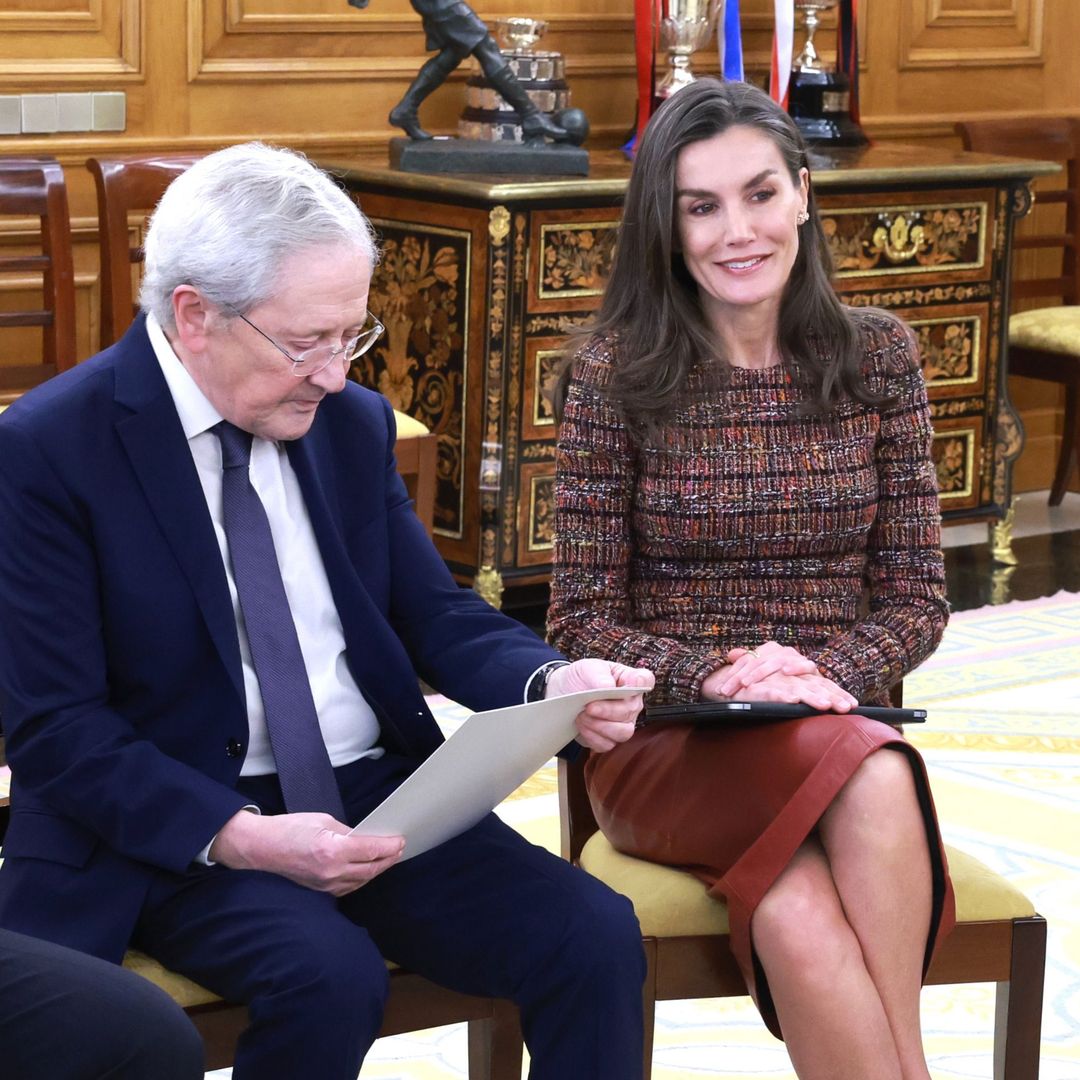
[390,137,589,176]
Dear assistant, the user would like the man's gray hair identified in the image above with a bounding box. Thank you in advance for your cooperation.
[139,142,378,329]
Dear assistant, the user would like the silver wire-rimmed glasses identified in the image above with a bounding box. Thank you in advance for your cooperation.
[225,305,385,378]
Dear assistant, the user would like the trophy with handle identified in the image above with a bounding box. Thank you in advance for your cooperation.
[655,0,721,101]
[787,0,867,145]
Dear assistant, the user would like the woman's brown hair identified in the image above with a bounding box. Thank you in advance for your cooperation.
[555,78,890,441]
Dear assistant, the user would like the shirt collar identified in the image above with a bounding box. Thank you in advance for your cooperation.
[147,312,224,441]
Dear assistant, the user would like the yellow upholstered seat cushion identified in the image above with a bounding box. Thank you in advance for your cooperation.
[1009,306,1080,355]
[579,833,1035,938]
[121,950,403,1010]
[123,949,223,1008]
[393,409,430,439]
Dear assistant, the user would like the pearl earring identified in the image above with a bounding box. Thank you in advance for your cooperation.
[796,210,809,225]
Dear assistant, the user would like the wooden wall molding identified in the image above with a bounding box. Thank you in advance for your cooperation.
[0,0,142,83]
[0,0,101,32]
[188,1,631,83]
[900,0,1044,69]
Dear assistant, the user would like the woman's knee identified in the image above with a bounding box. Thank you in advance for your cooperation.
[829,748,921,835]
[752,852,856,973]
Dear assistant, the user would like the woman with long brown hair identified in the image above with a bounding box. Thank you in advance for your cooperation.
[549,78,954,1080]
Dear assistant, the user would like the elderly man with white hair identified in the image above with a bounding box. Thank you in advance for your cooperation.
[0,142,651,1080]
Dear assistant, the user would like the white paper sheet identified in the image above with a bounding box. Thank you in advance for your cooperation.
[350,686,642,860]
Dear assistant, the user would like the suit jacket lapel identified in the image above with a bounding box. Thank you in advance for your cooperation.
[112,320,245,703]
[286,425,421,754]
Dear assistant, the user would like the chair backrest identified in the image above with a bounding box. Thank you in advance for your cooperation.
[86,154,202,348]
[958,117,1080,307]
[0,156,76,401]
[393,428,439,538]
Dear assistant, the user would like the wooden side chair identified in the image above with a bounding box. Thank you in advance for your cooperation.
[0,767,523,1078]
[959,117,1080,504]
[86,153,439,530]
[0,156,77,404]
[559,750,1046,1080]
[86,153,202,349]
[394,411,439,538]
[0,457,511,1076]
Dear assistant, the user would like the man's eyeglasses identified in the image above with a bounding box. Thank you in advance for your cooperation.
[225,305,384,378]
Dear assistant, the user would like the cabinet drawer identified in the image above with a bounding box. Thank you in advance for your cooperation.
[818,188,994,286]
[529,207,620,313]
[929,415,985,512]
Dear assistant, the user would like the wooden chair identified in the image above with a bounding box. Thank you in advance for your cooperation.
[958,117,1080,504]
[86,153,439,529]
[0,156,77,404]
[559,749,1047,1079]
[394,411,439,538]
[0,777,522,1078]
[0,486,512,1077]
[86,153,202,349]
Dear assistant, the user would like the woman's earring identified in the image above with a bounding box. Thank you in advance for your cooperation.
[796,210,809,226]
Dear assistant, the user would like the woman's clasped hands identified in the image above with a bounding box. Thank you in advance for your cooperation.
[701,641,857,712]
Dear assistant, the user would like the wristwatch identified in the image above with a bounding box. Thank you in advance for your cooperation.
[525,660,570,703]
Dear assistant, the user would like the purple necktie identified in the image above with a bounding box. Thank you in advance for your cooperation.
[215,421,346,820]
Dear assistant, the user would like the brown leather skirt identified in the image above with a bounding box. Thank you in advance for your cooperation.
[585,713,956,1038]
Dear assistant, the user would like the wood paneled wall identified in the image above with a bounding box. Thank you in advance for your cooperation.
[1,0,1077,491]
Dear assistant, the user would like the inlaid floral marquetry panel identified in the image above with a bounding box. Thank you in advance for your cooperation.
[355,220,470,540]
[909,307,986,397]
[530,208,621,312]
[517,463,556,565]
[537,223,617,300]
[930,424,979,509]
[522,339,565,441]
[822,202,987,279]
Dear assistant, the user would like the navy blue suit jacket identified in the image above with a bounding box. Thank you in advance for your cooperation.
[0,316,561,960]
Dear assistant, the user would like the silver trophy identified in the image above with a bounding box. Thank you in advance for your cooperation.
[788,0,867,145]
[459,17,571,143]
[655,0,721,100]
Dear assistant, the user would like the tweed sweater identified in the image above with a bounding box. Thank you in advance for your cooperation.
[547,317,949,705]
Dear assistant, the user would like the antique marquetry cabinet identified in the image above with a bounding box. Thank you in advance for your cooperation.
[328,146,1056,607]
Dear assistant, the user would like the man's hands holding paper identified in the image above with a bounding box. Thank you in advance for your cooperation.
[209,810,404,897]
[545,658,655,752]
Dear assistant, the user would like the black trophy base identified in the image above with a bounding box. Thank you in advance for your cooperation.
[787,68,869,148]
[390,136,589,176]
[793,114,868,148]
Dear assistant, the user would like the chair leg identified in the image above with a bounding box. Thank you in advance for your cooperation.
[992,916,1047,1080]
[641,939,658,1080]
[1049,381,1079,506]
[467,1001,524,1080]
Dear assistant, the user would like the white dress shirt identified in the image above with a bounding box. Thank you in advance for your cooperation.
[147,315,383,777]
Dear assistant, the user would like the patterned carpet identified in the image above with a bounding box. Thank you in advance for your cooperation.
[351,590,1080,1080]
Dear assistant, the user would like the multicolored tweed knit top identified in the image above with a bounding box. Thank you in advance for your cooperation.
[547,315,949,705]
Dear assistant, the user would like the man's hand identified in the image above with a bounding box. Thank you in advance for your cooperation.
[545,658,655,753]
[208,810,404,897]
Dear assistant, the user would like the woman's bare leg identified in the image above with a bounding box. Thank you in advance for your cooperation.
[817,747,934,1080]
[752,839,903,1080]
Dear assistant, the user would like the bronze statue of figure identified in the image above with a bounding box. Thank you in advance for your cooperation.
[348,0,572,143]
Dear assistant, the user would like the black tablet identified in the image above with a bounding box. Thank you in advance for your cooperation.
[638,701,927,727]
